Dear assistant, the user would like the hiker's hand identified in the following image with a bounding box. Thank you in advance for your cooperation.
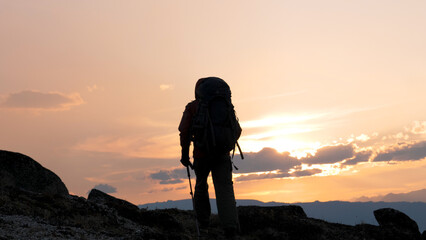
[180,157,190,167]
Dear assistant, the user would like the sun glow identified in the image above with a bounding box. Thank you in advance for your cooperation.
[238,114,326,157]
[299,163,346,177]
[240,138,321,158]
[240,114,327,129]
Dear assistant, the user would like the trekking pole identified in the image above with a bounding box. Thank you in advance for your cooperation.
[187,163,200,240]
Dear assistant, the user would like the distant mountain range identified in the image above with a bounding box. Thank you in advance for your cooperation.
[355,189,426,202]
[139,189,426,232]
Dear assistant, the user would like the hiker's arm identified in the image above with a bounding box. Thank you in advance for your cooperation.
[178,102,194,161]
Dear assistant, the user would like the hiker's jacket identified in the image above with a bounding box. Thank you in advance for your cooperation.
[179,100,206,159]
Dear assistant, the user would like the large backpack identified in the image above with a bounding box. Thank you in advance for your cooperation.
[190,77,244,159]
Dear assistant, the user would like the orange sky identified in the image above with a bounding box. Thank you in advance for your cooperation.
[1,0,425,205]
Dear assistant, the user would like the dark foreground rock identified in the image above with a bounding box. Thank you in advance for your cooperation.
[0,151,424,239]
[88,188,142,223]
[0,187,190,240]
[374,208,421,240]
[1,187,423,240]
[0,150,68,196]
[238,205,422,240]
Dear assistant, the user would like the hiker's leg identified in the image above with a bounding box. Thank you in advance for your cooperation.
[211,155,239,234]
[194,159,211,228]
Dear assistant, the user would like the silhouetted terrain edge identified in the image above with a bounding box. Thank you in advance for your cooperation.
[140,199,426,232]
[1,150,425,240]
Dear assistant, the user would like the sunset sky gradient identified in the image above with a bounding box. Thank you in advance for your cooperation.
[1,0,425,204]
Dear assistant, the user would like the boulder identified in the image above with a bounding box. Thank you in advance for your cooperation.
[0,150,68,196]
[238,205,307,232]
[87,189,183,231]
[238,205,323,240]
[0,187,159,239]
[374,208,421,239]
[88,188,141,222]
[87,189,185,235]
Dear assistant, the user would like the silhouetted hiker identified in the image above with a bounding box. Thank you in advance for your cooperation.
[179,77,242,239]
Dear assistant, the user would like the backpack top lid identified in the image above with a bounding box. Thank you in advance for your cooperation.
[195,77,231,102]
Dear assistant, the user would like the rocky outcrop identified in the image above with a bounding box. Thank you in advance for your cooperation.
[87,188,189,236]
[0,187,127,232]
[374,208,420,232]
[0,151,424,239]
[1,186,424,240]
[238,206,423,240]
[88,188,141,223]
[0,150,68,196]
[374,208,422,240]
[0,186,197,239]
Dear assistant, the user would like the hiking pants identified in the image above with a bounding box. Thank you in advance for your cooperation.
[193,155,239,232]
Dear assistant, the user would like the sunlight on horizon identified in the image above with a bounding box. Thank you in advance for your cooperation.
[238,113,327,158]
[240,113,327,129]
[240,138,321,159]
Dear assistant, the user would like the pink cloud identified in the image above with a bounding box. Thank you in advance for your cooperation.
[0,90,84,111]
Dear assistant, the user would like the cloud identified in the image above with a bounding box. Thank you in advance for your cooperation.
[159,179,184,184]
[407,121,426,135]
[393,132,409,140]
[148,147,303,184]
[149,139,426,185]
[92,184,117,194]
[234,168,322,182]
[148,186,186,193]
[301,144,355,165]
[86,84,100,92]
[356,134,370,142]
[235,171,291,182]
[373,141,426,162]
[290,168,322,177]
[0,90,84,111]
[238,148,301,174]
[342,150,372,166]
[149,147,303,184]
[150,168,187,185]
[160,84,174,91]
[149,144,355,184]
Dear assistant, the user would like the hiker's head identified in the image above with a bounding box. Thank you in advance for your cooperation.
[195,77,227,99]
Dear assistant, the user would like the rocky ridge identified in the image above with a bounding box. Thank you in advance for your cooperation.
[1,150,425,240]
